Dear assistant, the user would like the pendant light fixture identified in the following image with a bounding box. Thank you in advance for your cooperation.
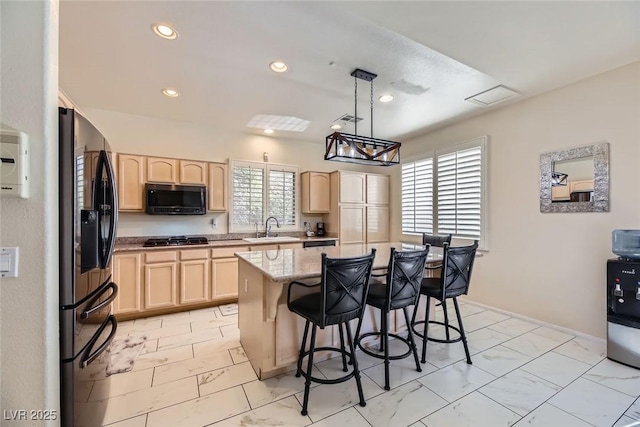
[325,69,401,166]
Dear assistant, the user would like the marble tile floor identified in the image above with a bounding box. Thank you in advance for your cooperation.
[75,301,640,427]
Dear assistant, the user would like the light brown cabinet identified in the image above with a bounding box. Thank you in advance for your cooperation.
[301,171,330,213]
[179,249,210,304]
[180,160,207,185]
[144,261,178,310]
[366,206,390,243]
[147,157,178,183]
[339,205,366,244]
[326,171,389,244]
[366,174,390,205]
[144,250,178,310]
[117,154,146,211]
[211,258,239,301]
[208,163,228,211]
[112,253,142,315]
[339,171,366,204]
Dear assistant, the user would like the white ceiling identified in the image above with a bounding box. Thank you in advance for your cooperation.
[59,1,640,144]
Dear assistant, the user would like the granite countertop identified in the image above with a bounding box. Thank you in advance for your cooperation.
[235,242,444,283]
[114,235,339,253]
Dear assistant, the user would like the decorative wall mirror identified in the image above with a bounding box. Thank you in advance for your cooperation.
[540,142,609,213]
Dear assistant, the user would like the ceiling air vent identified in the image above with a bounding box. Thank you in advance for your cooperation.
[336,114,363,124]
[465,85,519,107]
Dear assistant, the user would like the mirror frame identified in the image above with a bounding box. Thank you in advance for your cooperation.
[540,142,609,213]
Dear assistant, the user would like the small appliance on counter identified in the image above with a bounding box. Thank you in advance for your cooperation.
[607,230,640,369]
[316,222,326,237]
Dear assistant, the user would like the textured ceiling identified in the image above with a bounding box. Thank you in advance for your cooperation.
[59,1,640,144]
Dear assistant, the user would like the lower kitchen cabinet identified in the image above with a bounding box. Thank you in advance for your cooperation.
[180,259,210,304]
[211,257,239,301]
[144,262,178,310]
[112,253,142,315]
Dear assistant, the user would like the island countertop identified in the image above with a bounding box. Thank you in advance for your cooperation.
[235,242,443,283]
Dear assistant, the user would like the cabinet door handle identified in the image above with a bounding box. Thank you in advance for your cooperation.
[244,279,248,293]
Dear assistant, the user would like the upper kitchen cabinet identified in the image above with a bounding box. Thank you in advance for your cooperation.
[208,162,228,211]
[336,171,366,204]
[301,171,330,213]
[366,173,389,205]
[180,160,207,185]
[118,154,145,211]
[147,157,178,183]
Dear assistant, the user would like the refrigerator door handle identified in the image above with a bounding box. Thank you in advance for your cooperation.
[61,274,113,311]
[79,314,117,368]
[94,150,119,269]
[80,282,118,319]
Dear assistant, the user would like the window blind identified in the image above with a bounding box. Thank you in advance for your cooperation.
[437,146,482,239]
[401,158,433,234]
[232,164,264,228]
[267,168,296,226]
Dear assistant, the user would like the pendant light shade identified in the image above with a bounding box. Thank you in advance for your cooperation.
[325,68,401,167]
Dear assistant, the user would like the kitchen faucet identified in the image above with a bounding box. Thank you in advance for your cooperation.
[265,216,280,238]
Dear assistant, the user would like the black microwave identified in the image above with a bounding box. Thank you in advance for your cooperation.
[145,183,207,215]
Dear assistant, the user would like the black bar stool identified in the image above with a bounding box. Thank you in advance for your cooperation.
[411,241,478,364]
[412,234,452,338]
[355,247,430,390]
[287,250,376,416]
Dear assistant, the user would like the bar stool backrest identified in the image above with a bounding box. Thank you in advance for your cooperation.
[422,233,452,248]
[440,241,478,300]
[320,250,376,328]
[385,247,431,311]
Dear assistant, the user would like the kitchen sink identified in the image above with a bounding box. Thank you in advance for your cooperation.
[242,236,301,243]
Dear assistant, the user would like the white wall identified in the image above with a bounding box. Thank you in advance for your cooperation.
[0,0,60,424]
[391,62,640,338]
[82,107,375,237]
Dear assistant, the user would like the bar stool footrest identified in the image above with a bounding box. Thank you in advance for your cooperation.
[411,319,463,344]
[356,332,414,360]
[297,346,356,384]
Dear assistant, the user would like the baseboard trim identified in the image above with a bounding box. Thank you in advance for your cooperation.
[460,298,606,346]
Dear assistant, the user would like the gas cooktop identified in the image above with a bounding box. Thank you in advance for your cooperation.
[143,236,209,247]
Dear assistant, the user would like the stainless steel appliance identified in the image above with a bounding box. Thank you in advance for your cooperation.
[607,230,640,369]
[59,108,119,427]
[316,222,326,236]
[144,183,207,215]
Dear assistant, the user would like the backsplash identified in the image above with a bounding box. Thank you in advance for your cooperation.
[116,212,326,237]
[116,212,228,237]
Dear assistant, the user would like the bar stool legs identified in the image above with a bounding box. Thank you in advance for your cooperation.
[453,298,472,364]
[296,320,366,416]
[421,296,431,364]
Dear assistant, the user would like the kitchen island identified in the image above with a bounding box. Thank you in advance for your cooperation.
[235,242,442,379]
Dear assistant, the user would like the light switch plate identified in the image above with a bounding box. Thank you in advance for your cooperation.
[0,247,19,278]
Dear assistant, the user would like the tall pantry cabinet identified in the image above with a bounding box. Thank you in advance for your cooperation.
[326,171,389,244]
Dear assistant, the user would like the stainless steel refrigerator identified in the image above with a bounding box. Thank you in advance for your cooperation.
[59,107,119,427]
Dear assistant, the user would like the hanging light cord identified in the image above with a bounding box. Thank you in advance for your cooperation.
[370,80,374,138]
[354,75,358,136]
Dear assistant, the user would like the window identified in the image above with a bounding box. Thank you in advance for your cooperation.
[402,136,488,248]
[230,160,298,232]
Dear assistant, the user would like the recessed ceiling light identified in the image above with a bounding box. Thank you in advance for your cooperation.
[378,94,394,103]
[162,88,179,97]
[330,124,342,130]
[152,24,178,40]
[264,129,274,134]
[269,61,288,73]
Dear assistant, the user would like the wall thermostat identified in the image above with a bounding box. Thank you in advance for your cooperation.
[0,129,29,198]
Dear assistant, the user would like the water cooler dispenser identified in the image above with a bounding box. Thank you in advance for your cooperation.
[607,230,640,369]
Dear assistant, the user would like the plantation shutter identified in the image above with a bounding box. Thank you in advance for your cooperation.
[267,167,297,226]
[437,145,482,239]
[232,163,264,229]
[401,158,434,234]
